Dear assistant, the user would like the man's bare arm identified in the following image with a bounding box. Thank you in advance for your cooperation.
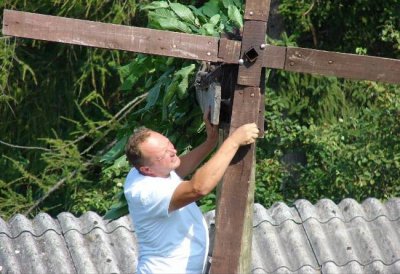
[175,111,218,178]
[169,123,259,212]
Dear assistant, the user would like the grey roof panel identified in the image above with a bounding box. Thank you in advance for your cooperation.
[321,260,400,274]
[1,198,399,274]
[58,212,138,273]
[293,198,400,274]
[0,214,74,274]
[252,203,318,273]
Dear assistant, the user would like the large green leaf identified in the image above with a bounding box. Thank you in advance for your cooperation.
[209,14,220,25]
[145,82,162,109]
[175,64,196,99]
[200,0,220,18]
[158,17,193,33]
[103,192,129,220]
[100,136,129,164]
[222,0,234,9]
[228,5,243,28]
[169,2,197,25]
[162,81,179,120]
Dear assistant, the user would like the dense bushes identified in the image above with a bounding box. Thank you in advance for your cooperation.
[254,0,400,207]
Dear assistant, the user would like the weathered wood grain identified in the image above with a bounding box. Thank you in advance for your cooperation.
[285,47,400,84]
[218,41,287,69]
[210,87,261,274]
[244,0,271,21]
[258,68,266,138]
[237,20,268,86]
[3,10,399,85]
[211,1,270,272]
[2,9,219,62]
[262,44,287,69]
[218,38,242,64]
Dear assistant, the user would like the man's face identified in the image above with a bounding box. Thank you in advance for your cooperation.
[138,131,180,177]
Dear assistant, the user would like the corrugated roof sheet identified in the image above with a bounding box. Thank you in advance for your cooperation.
[1,198,399,273]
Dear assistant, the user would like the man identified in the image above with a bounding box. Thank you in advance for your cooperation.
[124,113,259,273]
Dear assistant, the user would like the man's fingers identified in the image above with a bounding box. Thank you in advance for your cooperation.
[203,106,211,122]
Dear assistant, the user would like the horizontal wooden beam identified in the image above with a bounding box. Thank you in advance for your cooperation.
[261,44,287,69]
[220,44,400,84]
[284,47,400,84]
[2,9,219,62]
[3,10,399,84]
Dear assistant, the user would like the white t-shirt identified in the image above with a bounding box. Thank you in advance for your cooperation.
[124,168,209,274]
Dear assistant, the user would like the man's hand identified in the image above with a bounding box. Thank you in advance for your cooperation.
[204,108,218,146]
[170,122,259,212]
[229,123,259,146]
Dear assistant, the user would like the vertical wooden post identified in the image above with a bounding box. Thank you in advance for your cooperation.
[211,88,260,274]
[210,1,271,273]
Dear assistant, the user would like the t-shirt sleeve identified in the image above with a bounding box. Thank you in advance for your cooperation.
[137,180,177,218]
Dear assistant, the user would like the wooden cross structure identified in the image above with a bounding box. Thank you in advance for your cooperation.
[3,1,400,273]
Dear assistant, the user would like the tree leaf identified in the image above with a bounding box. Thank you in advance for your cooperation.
[120,73,137,91]
[158,17,192,33]
[209,14,220,25]
[144,82,162,109]
[222,0,234,9]
[200,0,220,18]
[175,64,196,99]
[100,136,128,164]
[232,0,242,8]
[169,2,196,25]
[200,23,217,36]
[228,5,243,28]
[141,1,169,10]
[103,201,129,220]
[162,81,179,120]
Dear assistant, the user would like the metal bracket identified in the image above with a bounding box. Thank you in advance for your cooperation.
[243,46,259,63]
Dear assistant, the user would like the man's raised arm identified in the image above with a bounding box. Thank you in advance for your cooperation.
[169,123,259,212]
[175,111,219,178]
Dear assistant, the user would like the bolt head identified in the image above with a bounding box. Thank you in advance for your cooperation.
[238,59,244,65]
[260,43,266,49]
[249,11,254,16]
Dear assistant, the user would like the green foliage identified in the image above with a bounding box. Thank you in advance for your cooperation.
[256,67,400,206]
[1,0,399,222]
[0,138,86,217]
[278,0,400,57]
[143,0,242,36]
[0,0,138,219]
[254,1,400,207]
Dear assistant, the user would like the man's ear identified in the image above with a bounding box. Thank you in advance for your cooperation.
[139,166,152,176]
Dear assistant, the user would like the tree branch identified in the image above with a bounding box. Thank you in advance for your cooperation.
[23,169,79,216]
[0,140,51,151]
